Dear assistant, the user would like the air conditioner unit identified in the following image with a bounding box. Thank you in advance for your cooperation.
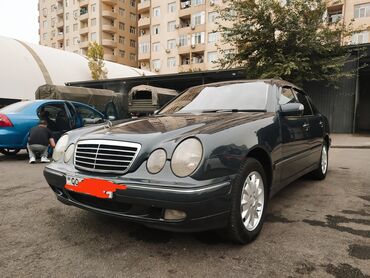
[191,44,196,49]
[77,39,81,43]
[175,24,179,29]
[140,30,145,35]
[154,68,160,72]
[210,0,215,6]
[142,63,147,67]
[191,25,195,30]
[165,49,171,54]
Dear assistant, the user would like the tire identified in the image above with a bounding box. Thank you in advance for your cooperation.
[227,158,268,244]
[0,148,20,156]
[310,144,328,180]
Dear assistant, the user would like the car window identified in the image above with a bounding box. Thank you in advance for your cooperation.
[39,104,69,132]
[279,88,297,105]
[0,101,32,113]
[293,90,313,116]
[75,105,104,125]
[105,102,118,119]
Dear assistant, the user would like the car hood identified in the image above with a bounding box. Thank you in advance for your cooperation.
[77,112,274,144]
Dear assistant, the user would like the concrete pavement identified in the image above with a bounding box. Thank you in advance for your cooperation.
[330,133,370,149]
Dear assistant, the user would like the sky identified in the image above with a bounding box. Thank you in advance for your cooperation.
[0,0,39,44]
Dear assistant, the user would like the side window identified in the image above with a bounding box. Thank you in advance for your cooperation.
[75,105,104,125]
[279,88,297,105]
[293,90,313,116]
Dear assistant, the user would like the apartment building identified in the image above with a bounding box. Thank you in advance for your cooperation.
[327,0,370,44]
[38,0,138,67]
[137,0,233,74]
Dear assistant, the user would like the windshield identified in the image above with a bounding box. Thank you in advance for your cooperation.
[159,82,269,114]
[0,101,33,113]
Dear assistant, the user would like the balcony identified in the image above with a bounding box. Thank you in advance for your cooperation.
[138,17,150,28]
[57,33,64,41]
[102,24,117,33]
[80,12,89,22]
[79,0,89,7]
[138,0,150,12]
[104,54,117,62]
[102,10,116,19]
[80,40,90,49]
[102,39,117,48]
[57,6,64,15]
[102,0,117,6]
[138,52,150,61]
[79,27,89,35]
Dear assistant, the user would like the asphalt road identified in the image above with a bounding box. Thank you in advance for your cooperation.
[0,149,369,278]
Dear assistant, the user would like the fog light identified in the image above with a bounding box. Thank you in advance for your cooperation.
[164,209,187,220]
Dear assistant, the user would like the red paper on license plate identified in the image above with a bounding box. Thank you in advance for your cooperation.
[65,176,127,199]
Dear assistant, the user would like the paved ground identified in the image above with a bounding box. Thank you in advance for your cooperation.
[0,149,369,278]
[331,134,370,149]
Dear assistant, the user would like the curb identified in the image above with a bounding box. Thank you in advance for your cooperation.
[331,145,370,149]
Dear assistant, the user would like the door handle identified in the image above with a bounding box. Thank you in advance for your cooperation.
[319,121,324,128]
[302,123,310,130]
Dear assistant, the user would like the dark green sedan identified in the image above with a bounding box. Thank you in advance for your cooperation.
[44,79,330,244]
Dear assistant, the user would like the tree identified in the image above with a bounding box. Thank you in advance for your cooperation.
[87,42,108,80]
[217,0,357,85]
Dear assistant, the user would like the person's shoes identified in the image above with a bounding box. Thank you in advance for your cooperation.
[29,157,36,164]
[41,157,50,163]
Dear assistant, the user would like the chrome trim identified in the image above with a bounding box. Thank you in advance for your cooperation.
[74,139,141,174]
[125,181,230,193]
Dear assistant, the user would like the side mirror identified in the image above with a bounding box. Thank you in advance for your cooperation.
[108,115,116,121]
[280,103,304,116]
[153,110,159,115]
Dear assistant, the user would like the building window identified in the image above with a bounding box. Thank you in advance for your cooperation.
[167,39,176,49]
[352,31,369,44]
[208,11,219,23]
[43,33,48,40]
[354,3,370,18]
[328,10,342,23]
[168,2,176,13]
[51,18,56,27]
[91,18,96,26]
[91,4,96,13]
[91,32,97,41]
[73,10,78,20]
[65,25,70,33]
[191,32,205,45]
[119,8,125,16]
[139,42,150,54]
[192,12,205,26]
[152,59,161,70]
[43,20,48,29]
[65,0,69,7]
[119,36,125,45]
[129,26,136,34]
[192,0,204,6]
[167,21,176,32]
[153,7,160,17]
[130,39,136,47]
[119,22,125,30]
[207,51,218,63]
[73,36,78,45]
[66,12,69,21]
[167,57,176,68]
[73,23,78,31]
[130,12,136,21]
[66,39,69,47]
[153,42,160,52]
[208,32,219,43]
[130,53,136,61]
[130,0,136,8]
[153,25,160,35]
[178,35,188,46]
[119,50,126,57]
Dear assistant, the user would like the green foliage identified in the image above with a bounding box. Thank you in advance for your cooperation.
[87,42,108,80]
[217,0,358,85]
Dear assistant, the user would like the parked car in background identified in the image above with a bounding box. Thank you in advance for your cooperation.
[0,100,106,156]
[44,80,330,244]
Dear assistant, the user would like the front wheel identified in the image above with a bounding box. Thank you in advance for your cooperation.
[310,144,328,180]
[0,148,20,156]
[227,158,268,244]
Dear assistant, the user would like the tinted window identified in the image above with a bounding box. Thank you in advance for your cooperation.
[159,82,269,114]
[0,101,32,113]
[279,88,297,105]
[75,105,104,125]
[294,90,313,116]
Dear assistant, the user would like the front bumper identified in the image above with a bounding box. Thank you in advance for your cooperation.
[44,165,232,232]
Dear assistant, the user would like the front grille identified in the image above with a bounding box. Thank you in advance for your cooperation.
[74,140,141,174]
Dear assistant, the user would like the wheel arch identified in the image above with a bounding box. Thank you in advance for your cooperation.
[245,146,273,191]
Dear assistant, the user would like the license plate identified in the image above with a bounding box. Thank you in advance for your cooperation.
[64,175,127,199]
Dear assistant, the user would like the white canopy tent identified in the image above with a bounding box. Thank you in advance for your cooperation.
[0,36,154,101]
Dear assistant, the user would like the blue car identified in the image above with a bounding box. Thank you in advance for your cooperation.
[0,100,106,156]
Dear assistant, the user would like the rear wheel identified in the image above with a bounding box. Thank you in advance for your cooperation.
[227,158,268,244]
[310,144,328,180]
[0,148,20,156]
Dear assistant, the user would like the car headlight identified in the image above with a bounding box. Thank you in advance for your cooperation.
[171,138,203,177]
[52,135,69,161]
[64,144,75,163]
[147,149,167,174]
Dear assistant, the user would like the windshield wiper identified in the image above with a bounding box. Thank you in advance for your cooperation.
[201,109,267,113]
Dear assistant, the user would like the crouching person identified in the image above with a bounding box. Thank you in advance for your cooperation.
[27,119,56,164]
